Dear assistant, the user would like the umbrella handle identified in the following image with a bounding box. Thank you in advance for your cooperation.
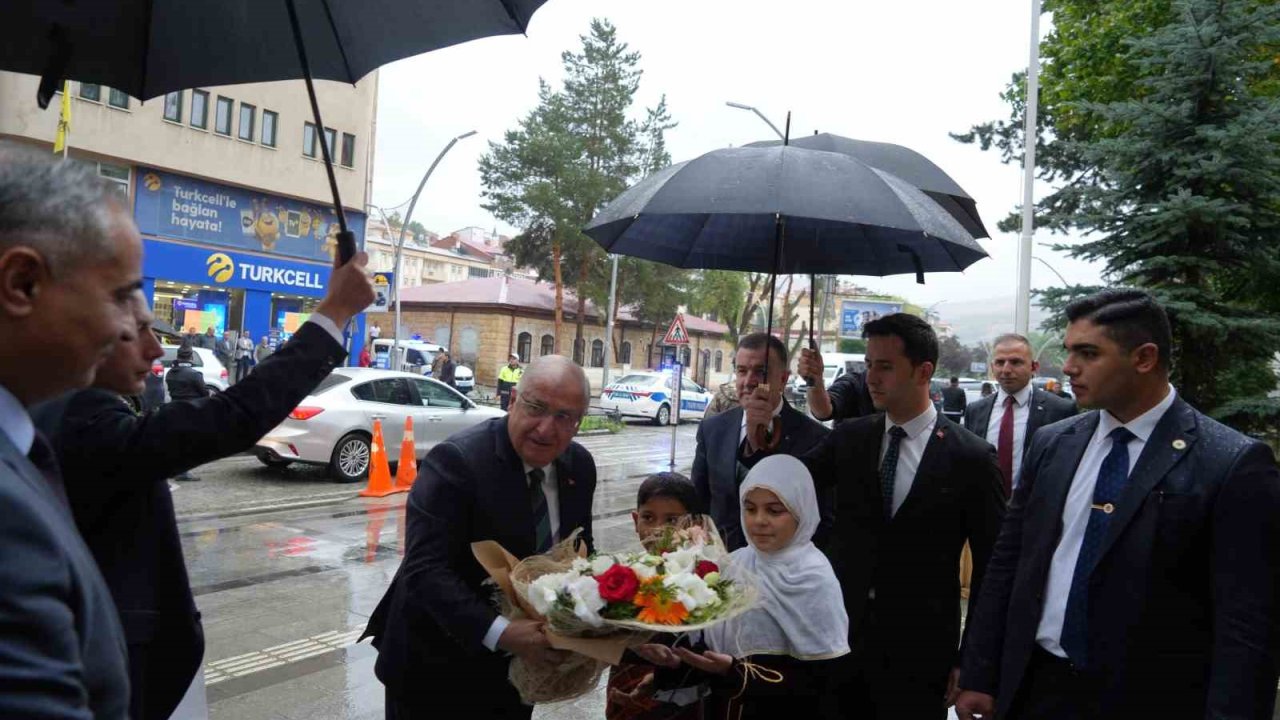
[750,417,784,453]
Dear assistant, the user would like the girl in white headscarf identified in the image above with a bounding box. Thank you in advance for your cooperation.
[638,455,849,718]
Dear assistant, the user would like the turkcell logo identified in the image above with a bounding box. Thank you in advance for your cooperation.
[204,251,324,290]
[206,253,234,282]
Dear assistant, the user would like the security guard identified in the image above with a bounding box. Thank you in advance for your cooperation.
[497,352,524,411]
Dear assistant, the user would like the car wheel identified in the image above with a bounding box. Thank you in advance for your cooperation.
[653,403,671,426]
[330,432,371,483]
[256,454,293,469]
[205,385,221,397]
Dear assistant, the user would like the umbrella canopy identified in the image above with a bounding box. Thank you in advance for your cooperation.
[584,145,988,278]
[745,133,989,239]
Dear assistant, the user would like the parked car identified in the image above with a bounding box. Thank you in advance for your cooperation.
[369,338,474,394]
[600,371,712,425]
[157,344,228,398]
[253,368,504,482]
[785,353,867,404]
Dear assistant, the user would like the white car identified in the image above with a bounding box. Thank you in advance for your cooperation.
[600,371,712,425]
[254,367,505,482]
[370,338,474,394]
[156,345,229,397]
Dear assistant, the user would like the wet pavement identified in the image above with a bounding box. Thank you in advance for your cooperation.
[176,420,701,720]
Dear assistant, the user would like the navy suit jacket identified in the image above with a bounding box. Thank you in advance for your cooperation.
[961,398,1280,718]
[692,403,831,550]
[363,417,597,701]
[0,429,129,719]
[962,387,1078,454]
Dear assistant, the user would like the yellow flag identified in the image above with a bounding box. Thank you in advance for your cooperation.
[53,80,71,155]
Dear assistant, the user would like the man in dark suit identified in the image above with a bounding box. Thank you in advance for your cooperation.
[31,257,371,720]
[0,143,139,718]
[963,333,1077,497]
[742,313,1006,719]
[692,333,830,550]
[956,289,1280,720]
[942,376,968,424]
[363,355,598,719]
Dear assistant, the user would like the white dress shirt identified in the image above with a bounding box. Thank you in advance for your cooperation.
[305,314,347,347]
[483,462,559,651]
[740,398,785,446]
[985,383,1034,488]
[0,383,34,455]
[880,403,939,517]
[1036,386,1177,657]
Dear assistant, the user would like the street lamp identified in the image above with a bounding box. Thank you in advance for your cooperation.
[1032,255,1069,287]
[389,130,477,370]
[1015,0,1044,335]
[725,101,785,141]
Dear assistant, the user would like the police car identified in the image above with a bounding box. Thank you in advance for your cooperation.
[600,371,712,425]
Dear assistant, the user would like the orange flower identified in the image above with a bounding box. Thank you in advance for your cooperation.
[634,592,689,625]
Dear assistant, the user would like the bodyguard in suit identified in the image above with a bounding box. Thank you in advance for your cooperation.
[963,333,1077,496]
[31,258,371,720]
[798,346,876,424]
[0,143,139,718]
[956,289,1280,720]
[363,355,598,719]
[692,332,830,551]
[742,313,1006,719]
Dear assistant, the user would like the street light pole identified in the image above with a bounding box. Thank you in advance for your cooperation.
[391,130,477,370]
[601,254,620,394]
[1032,255,1069,288]
[725,101,785,141]
[1015,0,1043,335]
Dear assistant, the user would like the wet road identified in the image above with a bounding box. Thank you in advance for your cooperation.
[177,420,700,720]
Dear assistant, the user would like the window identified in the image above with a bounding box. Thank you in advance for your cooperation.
[78,83,101,102]
[163,91,183,122]
[459,328,479,366]
[590,339,604,368]
[190,90,209,129]
[714,350,723,372]
[214,96,233,135]
[323,127,337,158]
[341,133,355,168]
[97,162,130,198]
[238,102,255,141]
[410,378,465,409]
[433,327,451,347]
[108,88,129,109]
[681,346,692,367]
[621,341,632,365]
[303,122,317,157]
[517,333,532,363]
[540,334,555,357]
[468,266,488,279]
[351,378,414,405]
[261,110,278,147]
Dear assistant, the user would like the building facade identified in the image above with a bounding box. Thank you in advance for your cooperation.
[0,71,378,356]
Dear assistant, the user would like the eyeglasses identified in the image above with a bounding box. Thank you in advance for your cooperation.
[517,395,582,430]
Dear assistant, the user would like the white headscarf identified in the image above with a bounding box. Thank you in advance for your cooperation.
[703,455,850,660]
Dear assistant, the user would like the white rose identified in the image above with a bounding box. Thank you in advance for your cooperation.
[664,572,720,612]
[571,557,591,574]
[528,572,570,616]
[566,575,606,627]
[590,555,617,576]
[630,561,658,581]
[662,547,699,576]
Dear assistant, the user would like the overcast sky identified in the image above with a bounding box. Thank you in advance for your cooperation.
[366,0,1106,326]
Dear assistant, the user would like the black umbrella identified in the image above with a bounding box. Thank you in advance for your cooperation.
[745,132,990,239]
[5,0,550,263]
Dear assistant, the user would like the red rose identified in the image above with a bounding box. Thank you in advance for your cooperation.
[595,564,641,603]
[695,560,719,578]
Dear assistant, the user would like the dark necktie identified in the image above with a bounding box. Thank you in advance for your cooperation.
[28,432,70,510]
[1060,426,1136,666]
[528,468,552,553]
[880,426,908,519]
[997,395,1016,497]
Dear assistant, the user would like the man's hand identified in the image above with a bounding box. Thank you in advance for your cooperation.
[673,647,734,675]
[496,619,566,665]
[632,643,680,669]
[742,385,776,453]
[945,667,962,708]
[314,251,376,328]
[797,347,824,383]
[954,690,996,720]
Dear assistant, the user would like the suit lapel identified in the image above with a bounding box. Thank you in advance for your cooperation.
[1034,413,1099,552]
[553,452,580,543]
[720,407,745,487]
[973,395,995,436]
[1024,389,1048,445]
[1097,399,1197,561]
[493,419,537,555]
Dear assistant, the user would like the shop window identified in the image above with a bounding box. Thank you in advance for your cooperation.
[540,334,554,357]
[108,88,130,109]
[590,339,604,368]
[191,90,209,129]
[517,332,532,363]
[262,110,278,147]
[214,96,233,135]
[163,91,183,122]
[238,102,256,141]
[341,133,355,167]
[620,341,632,365]
[78,83,101,102]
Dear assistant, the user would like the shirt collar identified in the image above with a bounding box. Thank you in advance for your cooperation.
[885,402,937,440]
[1098,384,1177,444]
[522,462,554,480]
[0,383,34,455]
[998,382,1034,408]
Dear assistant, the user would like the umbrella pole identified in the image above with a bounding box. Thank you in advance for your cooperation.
[285,0,356,266]
[751,214,785,453]
[806,273,817,387]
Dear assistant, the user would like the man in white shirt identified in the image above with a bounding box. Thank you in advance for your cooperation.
[957,289,1280,720]
[362,355,598,719]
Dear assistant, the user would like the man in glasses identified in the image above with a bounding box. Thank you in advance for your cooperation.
[363,355,598,719]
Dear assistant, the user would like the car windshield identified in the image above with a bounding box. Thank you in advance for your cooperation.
[614,374,659,386]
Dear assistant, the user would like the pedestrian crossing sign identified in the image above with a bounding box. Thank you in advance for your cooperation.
[662,313,690,345]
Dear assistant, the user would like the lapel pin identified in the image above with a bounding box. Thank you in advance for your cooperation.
[936,429,945,439]
[1172,439,1187,450]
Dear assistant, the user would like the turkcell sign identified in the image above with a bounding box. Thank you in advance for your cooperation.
[144,239,330,296]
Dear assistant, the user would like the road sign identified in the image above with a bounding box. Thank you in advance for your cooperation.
[662,313,690,345]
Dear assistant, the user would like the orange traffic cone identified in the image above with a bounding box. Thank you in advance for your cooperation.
[393,417,417,491]
[359,418,397,498]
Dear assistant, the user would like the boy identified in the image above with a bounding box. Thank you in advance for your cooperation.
[607,473,705,720]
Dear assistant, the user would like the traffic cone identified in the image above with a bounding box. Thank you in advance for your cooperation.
[393,417,417,491]
[359,419,397,498]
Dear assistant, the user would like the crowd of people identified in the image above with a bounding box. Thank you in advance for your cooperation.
[2,140,1279,720]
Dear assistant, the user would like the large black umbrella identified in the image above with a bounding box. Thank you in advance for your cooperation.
[745,132,989,239]
[5,0,550,263]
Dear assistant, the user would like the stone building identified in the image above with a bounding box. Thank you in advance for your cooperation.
[369,276,735,392]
